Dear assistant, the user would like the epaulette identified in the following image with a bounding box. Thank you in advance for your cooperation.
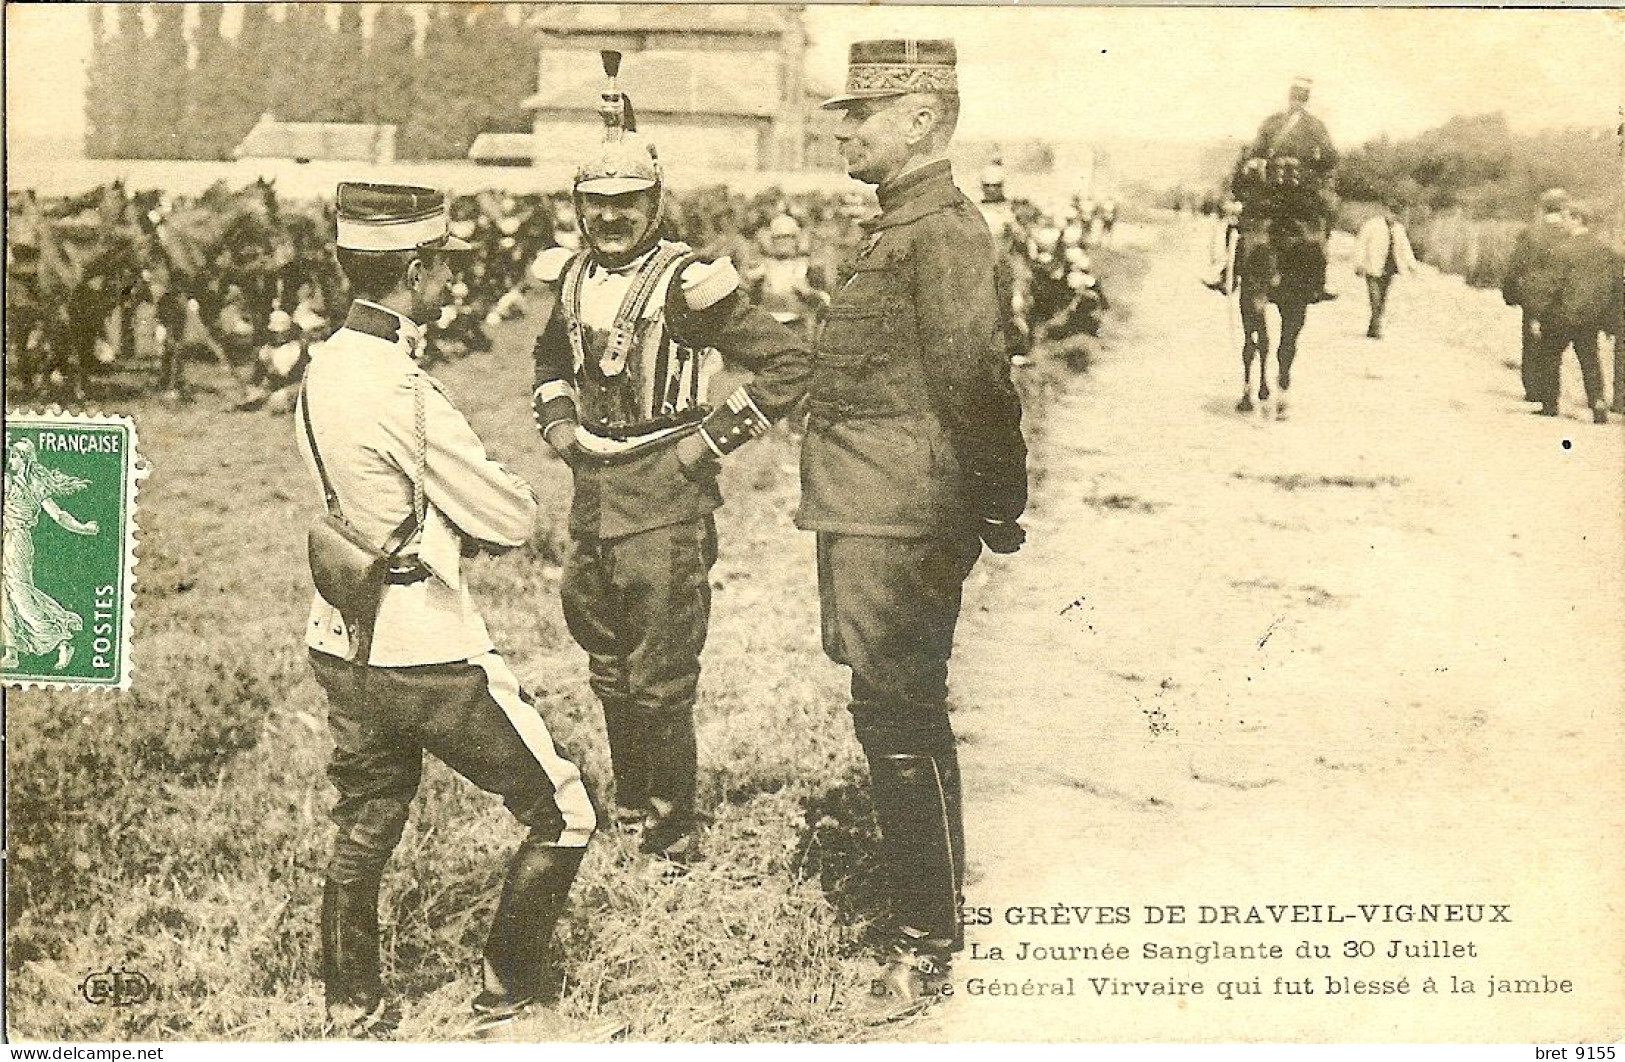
[531,246,577,285]
[679,256,740,311]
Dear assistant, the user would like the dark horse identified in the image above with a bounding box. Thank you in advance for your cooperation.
[1234,215,1321,419]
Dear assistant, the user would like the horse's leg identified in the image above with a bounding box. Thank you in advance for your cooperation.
[1237,294,1258,413]
[1275,300,1307,419]
[186,296,251,400]
[1278,301,1306,392]
[158,296,187,399]
[1256,301,1272,404]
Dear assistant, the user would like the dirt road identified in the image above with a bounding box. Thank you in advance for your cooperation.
[928,218,1624,1041]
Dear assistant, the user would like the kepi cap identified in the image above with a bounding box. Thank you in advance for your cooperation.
[335,182,471,253]
[823,38,958,110]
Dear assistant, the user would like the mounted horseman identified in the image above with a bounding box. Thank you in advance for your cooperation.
[1226,76,1340,418]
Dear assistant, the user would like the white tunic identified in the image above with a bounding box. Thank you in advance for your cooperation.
[297,302,538,666]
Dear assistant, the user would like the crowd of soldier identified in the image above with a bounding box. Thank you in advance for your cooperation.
[6,180,1106,415]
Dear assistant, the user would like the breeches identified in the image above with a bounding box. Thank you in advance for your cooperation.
[815,531,983,755]
[310,650,596,885]
[561,517,717,824]
[561,516,717,717]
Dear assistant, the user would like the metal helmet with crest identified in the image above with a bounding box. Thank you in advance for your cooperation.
[573,50,665,260]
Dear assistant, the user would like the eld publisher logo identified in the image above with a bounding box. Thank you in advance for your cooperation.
[80,966,155,1007]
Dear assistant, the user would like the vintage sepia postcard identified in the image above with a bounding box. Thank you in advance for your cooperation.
[4,2,1622,1049]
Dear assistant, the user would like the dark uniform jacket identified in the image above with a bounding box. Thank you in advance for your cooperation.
[797,160,1028,538]
[1252,108,1338,175]
[1551,230,1624,336]
[1240,109,1338,226]
[533,244,812,541]
[1501,216,1571,322]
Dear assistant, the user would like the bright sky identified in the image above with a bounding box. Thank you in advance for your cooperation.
[9,4,1624,148]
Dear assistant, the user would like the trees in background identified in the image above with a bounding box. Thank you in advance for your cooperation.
[1339,112,1619,220]
[1338,112,1621,287]
[83,3,535,161]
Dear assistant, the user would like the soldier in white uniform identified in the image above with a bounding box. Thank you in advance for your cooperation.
[299,182,596,1036]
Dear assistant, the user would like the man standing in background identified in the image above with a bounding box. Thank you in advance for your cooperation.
[1538,204,1619,423]
[1353,198,1418,339]
[1502,188,1573,406]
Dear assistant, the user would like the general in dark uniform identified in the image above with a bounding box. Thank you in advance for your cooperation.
[804,39,1028,1016]
[531,53,812,867]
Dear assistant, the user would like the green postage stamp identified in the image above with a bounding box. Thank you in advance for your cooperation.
[2,410,143,690]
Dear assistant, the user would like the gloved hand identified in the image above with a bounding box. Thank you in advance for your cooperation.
[461,538,514,559]
[675,431,720,483]
[979,518,1026,554]
[544,420,583,468]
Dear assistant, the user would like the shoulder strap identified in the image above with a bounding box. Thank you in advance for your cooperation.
[560,252,591,375]
[299,379,342,517]
[615,243,690,328]
[1265,111,1303,158]
[299,377,423,554]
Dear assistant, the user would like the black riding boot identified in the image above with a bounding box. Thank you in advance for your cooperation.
[934,745,967,952]
[321,878,398,1037]
[862,753,959,1020]
[601,700,650,830]
[640,708,700,863]
[473,833,587,1026]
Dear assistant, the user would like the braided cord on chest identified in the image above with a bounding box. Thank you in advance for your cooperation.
[411,374,425,528]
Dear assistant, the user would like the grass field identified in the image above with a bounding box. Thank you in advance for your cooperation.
[4,243,1130,1042]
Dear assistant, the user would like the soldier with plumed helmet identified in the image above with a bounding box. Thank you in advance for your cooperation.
[530,52,813,872]
[806,37,1029,1018]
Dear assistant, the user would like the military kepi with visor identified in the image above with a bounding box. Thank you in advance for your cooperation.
[531,52,812,871]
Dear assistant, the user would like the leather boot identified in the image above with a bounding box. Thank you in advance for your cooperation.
[934,746,967,952]
[472,834,586,1028]
[601,700,650,829]
[862,927,954,1024]
[639,708,699,862]
[860,753,959,1020]
[321,878,397,1037]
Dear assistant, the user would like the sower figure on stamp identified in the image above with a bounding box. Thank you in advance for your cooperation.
[530,53,812,873]
[300,183,596,1037]
[808,39,1028,1018]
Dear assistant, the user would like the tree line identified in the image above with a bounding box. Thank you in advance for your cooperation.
[1337,112,1620,221]
[84,4,536,162]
